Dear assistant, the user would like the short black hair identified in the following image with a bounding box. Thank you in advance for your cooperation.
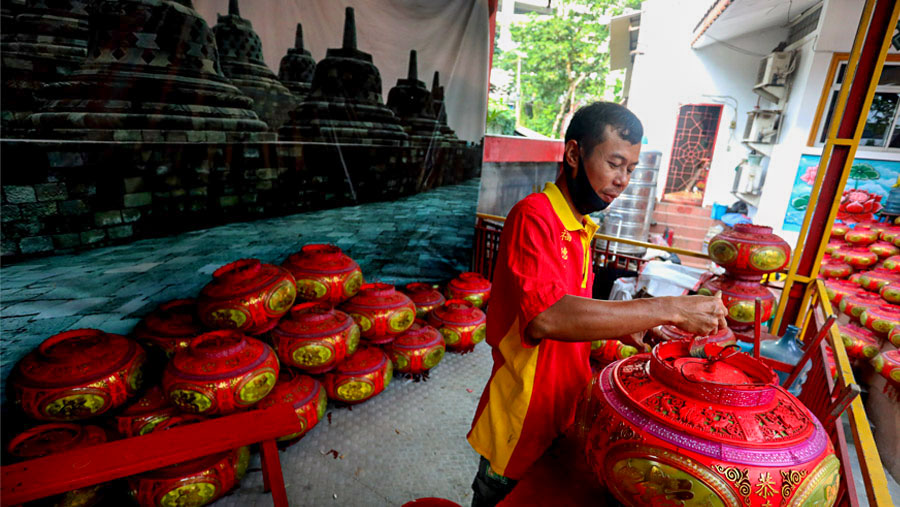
[564,102,643,158]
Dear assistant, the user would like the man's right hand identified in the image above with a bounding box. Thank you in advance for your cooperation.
[668,292,729,336]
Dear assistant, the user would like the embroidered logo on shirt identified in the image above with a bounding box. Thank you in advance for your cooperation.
[561,246,568,260]
[560,230,572,242]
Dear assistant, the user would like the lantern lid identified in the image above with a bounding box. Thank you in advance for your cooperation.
[272,302,354,339]
[404,283,445,307]
[392,321,443,350]
[201,259,293,299]
[839,322,880,343]
[334,346,388,375]
[846,291,884,305]
[7,423,107,459]
[257,369,320,410]
[863,303,900,319]
[168,330,272,380]
[430,299,486,326]
[343,283,411,310]
[14,329,142,388]
[448,272,491,292]
[135,298,204,338]
[118,386,173,417]
[283,244,360,275]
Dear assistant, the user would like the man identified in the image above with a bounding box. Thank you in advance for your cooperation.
[467,102,728,506]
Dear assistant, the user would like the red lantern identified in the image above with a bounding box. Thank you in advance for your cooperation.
[838,323,881,360]
[831,221,848,238]
[323,346,392,404]
[387,320,446,377]
[870,241,900,258]
[651,325,735,351]
[197,259,297,335]
[115,386,181,438]
[11,329,146,421]
[428,299,487,353]
[857,268,900,292]
[841,247,879,269]
[890,326,900,347]
[8,423,109,507]
[823,238,844,256]
[576,341,839,507]
[590,340,639,364]
[820,259,852,279]
[839,291,883,322]
[256,370,327,443]
[824,279,863,307]
[699,276,775,331]
[871,350,900,401]
[883,255,900,273]
[282,244,363,305]
[880,225,900,243]
[845,225,880,246]
[859,304,900,337]
[446,272,492,308]
[133,299,204,358]
[162,331,279,416]
[340,283,416,345]
[883,282,900,304]
[706,224,791,277]
[404,282,446,318]
[269,303,360,374]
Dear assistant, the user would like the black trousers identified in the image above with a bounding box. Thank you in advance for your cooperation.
[471,456,519,507]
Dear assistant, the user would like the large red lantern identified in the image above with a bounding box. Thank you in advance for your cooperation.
[838,323,881,360]
[882,255,900,272]
[576,341,840,507]
[871,350,900,401]
[322,346,392,404]
[841,247,879,269]
[881,281,900,304]
[256,370,327,443]
[282,244,363,305]
[11,329,146,421]
[197,259,297,335]
[823,279,863,307]
[162,331,279,416]
[859,304,900,338]
[844,225,879,246]
[428,299,487,353]
[341,283,416,345]
[869,240,900,258]
[706,224,791,277]
[115,386,182,438]
[404,282,446,318]
[820,259,852,279]
[824,238,844,256]
[831,221,848,238]
[857,268,900,292]
[386,320,446,377]
[839,291,883,322]
[269,303,360,374]
[133,299,204,358]
[699,276,775,331]
[446,272,492,308]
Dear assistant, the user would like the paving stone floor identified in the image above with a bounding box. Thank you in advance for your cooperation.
[0,178,488,506]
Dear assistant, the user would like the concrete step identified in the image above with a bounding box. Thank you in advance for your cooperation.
[655,202,713,217]
[680,255,712,270]
[650,222,710,241]
[652,210,717,229]
[673,236,705,252]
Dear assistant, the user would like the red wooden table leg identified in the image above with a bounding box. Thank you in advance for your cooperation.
[260,439,289,507]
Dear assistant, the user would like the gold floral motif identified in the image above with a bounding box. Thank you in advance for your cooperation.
[786,455,840,507]
[160,482,217,507]
[292,344,333,367]
[423,346,445,369]
[336,380,374,401]
[344,271,363,297]
[208,308,247,329]
[346,325,360,354]
[138,415,171,436]
[755,472,777,498]
[383,359,393,387]
[351,313,372,332]
[238,372,277,403]
[316,387,328,420]
[611,458,725,506]
[267,281,297,313]
[170,389,213,413]
[296,279,328,300]
[780,469,808,501]
[709,240,738,264]
[750,246,787,271]
[44,394,106,419]
[127,363,144,392]
[439,327,460,345]
[389,309,415,332]
[873,318,894,334]
[712,464,751,504]
[472,324,486,344]
[464,294,484,308]
[698,287,713,296]
[728,301,756,323]
[234,446,250,480]
[392,353,410,371]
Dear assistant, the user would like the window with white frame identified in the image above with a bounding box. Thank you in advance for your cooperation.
[815,60,900,151]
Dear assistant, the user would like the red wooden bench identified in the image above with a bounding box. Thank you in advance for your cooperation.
[1,404,301,507]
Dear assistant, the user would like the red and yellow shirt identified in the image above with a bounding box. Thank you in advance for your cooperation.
[467,182,599,479]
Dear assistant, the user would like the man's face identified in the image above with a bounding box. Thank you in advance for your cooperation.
[578,126,642,204]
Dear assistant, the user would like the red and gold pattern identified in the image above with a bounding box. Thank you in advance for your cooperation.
[880,225,900,244]
[706,224,791,277]
[11,329,146,421]
[831,221,848,239]
[269,303,360,374]
[824,279,864,307]
[403,282,446,318]
[883,255,900,273]
[322,346,392,404]
[823,239,844,256]
[870,241,900,259]
[871,350,900,401]
[387,320,446,376]
[576,341,839,507]
[844,225,879,246]
[133,299,204,358]
[446,272,492,308]
[838,323,882,360]
[841,247,879,270]
[256,370,327,443]
[880,281,900,304]
[282,244,363,305]
[197,259,297,335]
[162,331,279,416]
[839,291,884,322]
[115,386,182,437]
[8,423,109,507]
[590,340,639,364]
[427,299,487,353]
[859,304,900,338]
[699,276,775,331]
[820,259,852,279]
[856,268,900,292]
[890,326,900,347]
[340,283,416,345]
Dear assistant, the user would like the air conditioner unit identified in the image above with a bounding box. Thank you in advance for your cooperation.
[753,51,793,104]
[743,110,780,144]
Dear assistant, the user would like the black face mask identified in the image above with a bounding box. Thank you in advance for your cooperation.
[566,152,610,215]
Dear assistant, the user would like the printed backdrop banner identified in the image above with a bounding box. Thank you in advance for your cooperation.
[194,0,490,142]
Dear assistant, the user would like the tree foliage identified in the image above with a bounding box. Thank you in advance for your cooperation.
[496,0,640,138]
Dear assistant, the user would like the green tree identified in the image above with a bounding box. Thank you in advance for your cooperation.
[497,0,640,138]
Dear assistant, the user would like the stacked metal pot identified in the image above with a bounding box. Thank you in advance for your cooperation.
[6,244,490,506]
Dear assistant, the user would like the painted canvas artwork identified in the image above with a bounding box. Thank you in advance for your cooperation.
[783,155,900,231]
